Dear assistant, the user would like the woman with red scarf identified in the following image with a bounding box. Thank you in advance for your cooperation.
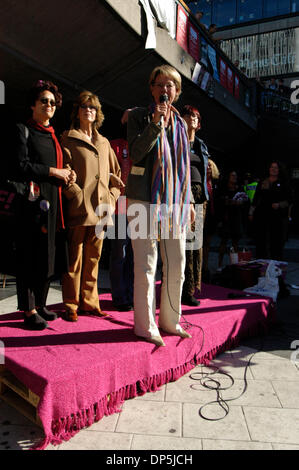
[13,80,74,330]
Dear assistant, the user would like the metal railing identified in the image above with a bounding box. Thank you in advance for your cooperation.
[260,90,299,122]
[175,0,256,114]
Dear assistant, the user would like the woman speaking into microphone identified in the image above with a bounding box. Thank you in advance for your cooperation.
[126,65,195,347]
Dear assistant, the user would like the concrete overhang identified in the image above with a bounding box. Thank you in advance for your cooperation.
[0,0,257,154]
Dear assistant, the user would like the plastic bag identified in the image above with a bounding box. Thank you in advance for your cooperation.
[244,260,281,301]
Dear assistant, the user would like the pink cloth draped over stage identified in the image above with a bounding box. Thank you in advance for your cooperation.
[0,284,275,449]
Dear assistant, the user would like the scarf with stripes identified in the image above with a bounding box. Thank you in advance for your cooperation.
[151,106,191,232]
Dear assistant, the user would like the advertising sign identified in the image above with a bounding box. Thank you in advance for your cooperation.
[227,66,234,94]
[208,45,219,82]
[219,58,227,88]
[234,75,240,99]
[188,22,200,62]
[176,4,188,52]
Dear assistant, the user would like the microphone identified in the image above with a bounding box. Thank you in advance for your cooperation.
[159,93,168,127]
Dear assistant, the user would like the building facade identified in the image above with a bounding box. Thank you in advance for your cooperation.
[187,0,299,79]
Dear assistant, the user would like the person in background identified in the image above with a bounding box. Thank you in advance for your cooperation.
[195,11,207,30]
[126,64,195,347]
[277,79,289,98]
[208,24,221,45]
[243,173,259,205]
[268,78,278,92]
[61,91,121,322]
[249,160,291,260]
[181,105,209,306]
[13,80,73,330]
[202,159,220,282]
[217,170,247,268]
[109,109,134,312]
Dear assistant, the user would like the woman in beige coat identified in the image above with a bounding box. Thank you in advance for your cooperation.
[61,91,121,321]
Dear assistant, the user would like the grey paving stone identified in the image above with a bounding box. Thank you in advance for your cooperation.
[243,407,299,444]
[231,346,288,361]
[57,430,133,450]
[269,381,299,409]
[166,372,281,408]
[83,412,120,432]
[131,434,202,450]
[133,387,166,402]
[116,400,182,437]
[183,403,250,441]
[206,355,255,380]
[272,443,299,450]
[202,439,272,450]
[249,359,299,381]
[0,423,50,451]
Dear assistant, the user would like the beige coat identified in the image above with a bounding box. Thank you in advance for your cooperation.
[61,128,121,227]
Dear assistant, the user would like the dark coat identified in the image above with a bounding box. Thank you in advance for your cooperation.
[13,123,63,280]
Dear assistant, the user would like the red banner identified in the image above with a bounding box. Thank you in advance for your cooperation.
[227,67,234,94]
[188,22,200,63]
[219,58,227,89]
[176,4,188,52]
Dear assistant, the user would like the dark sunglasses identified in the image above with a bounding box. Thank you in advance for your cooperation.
[40,98,56,107]
[80,104,97,111]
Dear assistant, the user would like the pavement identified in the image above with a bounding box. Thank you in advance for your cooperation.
[0,235,299,452]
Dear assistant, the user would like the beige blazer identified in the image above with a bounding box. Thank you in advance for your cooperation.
[61,128,121,227]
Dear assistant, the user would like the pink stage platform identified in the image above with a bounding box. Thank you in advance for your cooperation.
[0,283,275,449]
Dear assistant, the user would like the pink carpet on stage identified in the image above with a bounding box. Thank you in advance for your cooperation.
[0,283,275,450]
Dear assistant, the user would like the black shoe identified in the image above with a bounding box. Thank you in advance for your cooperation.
[181,296,200,307]
[115,304,134,311]
[37,307,58,321]
[23,313,48,330]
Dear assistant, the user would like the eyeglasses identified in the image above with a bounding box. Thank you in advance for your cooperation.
[40,98,56,107]
[80,104,97,111]
[153,82,175,90]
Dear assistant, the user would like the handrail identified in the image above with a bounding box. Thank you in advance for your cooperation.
[175,0,252,87]
[174,0,256,114]
[260,89,299,122]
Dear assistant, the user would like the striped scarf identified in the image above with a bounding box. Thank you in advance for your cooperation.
[151,107,191,231]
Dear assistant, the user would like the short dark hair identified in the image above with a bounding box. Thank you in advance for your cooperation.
[27,80,62,109]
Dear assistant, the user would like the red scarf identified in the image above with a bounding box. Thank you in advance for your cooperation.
[27,118,65,229]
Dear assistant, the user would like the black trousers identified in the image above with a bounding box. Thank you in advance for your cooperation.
[16,276,51,311]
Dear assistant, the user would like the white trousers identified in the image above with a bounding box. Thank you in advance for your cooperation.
[127,199,186,339]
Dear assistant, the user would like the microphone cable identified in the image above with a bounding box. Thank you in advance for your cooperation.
[162,236,265,422]
[190,334,264,422]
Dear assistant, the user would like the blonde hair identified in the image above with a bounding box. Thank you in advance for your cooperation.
[208,159,220,180]
[71,90,104,130]
[149,65,182,102]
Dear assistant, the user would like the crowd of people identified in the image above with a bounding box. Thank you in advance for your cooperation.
[6,65,292,346]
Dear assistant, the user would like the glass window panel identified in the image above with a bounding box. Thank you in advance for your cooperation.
[238,0,263,22]
[263,0,278,17]
[213,0,237,27]
[277,0,291,15]
[188,0,212,28]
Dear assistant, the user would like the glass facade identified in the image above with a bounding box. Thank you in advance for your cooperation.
[188,0,299,28]
[213,0,236,27]
[189,0,212,28]
[238,0,263,23]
